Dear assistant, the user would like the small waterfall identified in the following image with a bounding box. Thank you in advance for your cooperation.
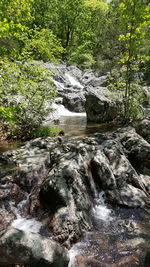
[88,176,113,222]
[10,196,43,234]
[68,180,114,267]
[65,73,84,89]
[51,103,86,117]
[92,191,113,222]
[53,80,64,89]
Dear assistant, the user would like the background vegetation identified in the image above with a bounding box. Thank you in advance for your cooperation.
[0,0,150,139]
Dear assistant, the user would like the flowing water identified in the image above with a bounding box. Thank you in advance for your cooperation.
[69,191,150,266]
[68,178,150,266]
[65,73,84,89]
[45,103,118,139]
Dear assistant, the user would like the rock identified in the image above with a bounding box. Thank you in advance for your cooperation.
[117,237,146,250]
[102,139,147,192]
[0,228,69,267]
[142,86,150,107]
[88,75,108,88]
[1,130,150,246]
[0,210,15,232]
[90,136,148,207]
[135,119,150,143]
[62,92,85,112]
[106,184,148,207]
[40,141,94,246]
[76,254,102,267]
[90,149,117,190]
[116,127,150,175]
[85,87,122,123]
[66,66,83,80]
[80,69,108,87]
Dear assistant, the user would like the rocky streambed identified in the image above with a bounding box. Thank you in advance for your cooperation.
[0,119,150,266]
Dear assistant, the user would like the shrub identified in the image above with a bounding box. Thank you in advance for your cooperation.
[0,59,56,140]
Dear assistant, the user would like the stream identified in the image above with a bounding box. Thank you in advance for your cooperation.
[0,69,150,266]
[1,106,150,266]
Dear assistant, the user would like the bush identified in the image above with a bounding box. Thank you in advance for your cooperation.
[0,59,56,140]
[34,125,63,137]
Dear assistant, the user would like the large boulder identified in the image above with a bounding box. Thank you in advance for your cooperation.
[85,87,122,123]
[0,228,69,267]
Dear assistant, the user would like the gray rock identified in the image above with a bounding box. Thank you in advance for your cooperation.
[80,69,108,87]
[117,127,150,175]
[91,149,117,190]
[1,130,150,247]
[143,86,150,107]
[102,139,147,192]
[136,119,150,143]
[62,92,85,112]
[85,87,122,123]
[41,141,94,246]
[106,184,148,207]
[0,228,69,267]
[88,75,108,87]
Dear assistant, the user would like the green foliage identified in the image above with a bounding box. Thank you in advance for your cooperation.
[0,0,150,139]
[109,0,150,122]
[34,125,63,137]
[22,28,65,62]
[0,0,33,58]
[0,59,56,140]
[68,42,95,69]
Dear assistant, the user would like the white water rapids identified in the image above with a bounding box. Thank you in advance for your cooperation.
[65,73,84,89]
[51,103,86,117]
[10,199,43,234]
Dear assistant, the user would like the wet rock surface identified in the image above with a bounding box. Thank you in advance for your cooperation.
[0,124,150,266]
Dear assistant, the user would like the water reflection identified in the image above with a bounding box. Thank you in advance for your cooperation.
[59,116,119,139]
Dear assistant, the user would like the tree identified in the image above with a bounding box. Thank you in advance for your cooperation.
[112,0,150,121]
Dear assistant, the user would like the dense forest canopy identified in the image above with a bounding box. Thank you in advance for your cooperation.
[0,0,150,139]
[0,0,149,69]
